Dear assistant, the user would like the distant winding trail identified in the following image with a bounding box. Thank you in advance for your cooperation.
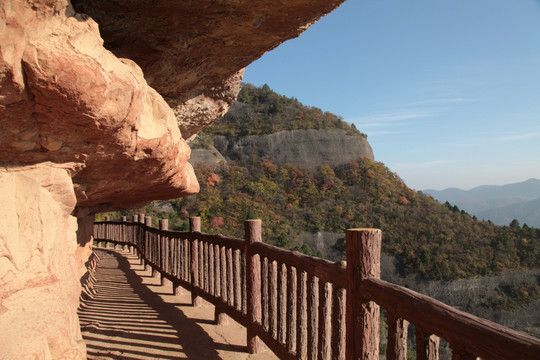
[78,248,277,360]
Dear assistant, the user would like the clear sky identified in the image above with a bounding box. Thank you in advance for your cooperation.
[242,0,540,191]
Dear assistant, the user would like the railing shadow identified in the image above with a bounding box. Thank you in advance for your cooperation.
[79,249,239,360]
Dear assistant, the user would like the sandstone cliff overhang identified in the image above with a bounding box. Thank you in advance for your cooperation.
[71,0,347,140]
[1,0,346,214]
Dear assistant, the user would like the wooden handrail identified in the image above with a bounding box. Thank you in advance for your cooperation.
[92,218,540,360]
[362,277,540,360]
[250,241,347,288]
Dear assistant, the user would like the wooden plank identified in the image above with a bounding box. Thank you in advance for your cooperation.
[386,312,408,360]
[307,274,318,360]
[318,281,331,360]
[287,266,296,354]
[331,286,346,360]
[234,249,242,311]
[278,262,287,344]
[227,248,234,307]
[297,269,306,360]
[221,245,227,303]
[269,259,277,339]
[262,257,269,331]
[416,327,439,360]
[214,244,221,298]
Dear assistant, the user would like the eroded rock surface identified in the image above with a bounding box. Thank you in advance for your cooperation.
[71,0,346,139]
[0,166,85,359]
[1,0,199,214]
[212,129,374,170]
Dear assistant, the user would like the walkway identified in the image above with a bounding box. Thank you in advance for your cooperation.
[78,248,278,360]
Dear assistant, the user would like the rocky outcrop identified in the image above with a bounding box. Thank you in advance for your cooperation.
[0,166,85,359]
[1,0,199,214]
[1,0,347,357]
[70,0,347,140]
[190,147,228,169]
[212,129,374,170]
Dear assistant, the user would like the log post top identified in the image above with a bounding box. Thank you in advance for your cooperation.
[244,219,262,244]
[159,218,169,231]
[346,228,382,280]
[346,228,381,233]
[145,216,152,227]
[190,217,201,232]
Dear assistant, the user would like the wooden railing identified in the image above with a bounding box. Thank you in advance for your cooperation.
[93,216,540,360]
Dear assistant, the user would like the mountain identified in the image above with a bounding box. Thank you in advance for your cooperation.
[476,197,540,227]
[425,178,540,225]
[191,83,373,170]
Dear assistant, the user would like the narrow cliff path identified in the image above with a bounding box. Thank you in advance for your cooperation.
[78,248,278,360]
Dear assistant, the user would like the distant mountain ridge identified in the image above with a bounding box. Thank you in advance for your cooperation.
[476,197,540,227]
[425,178,540,226]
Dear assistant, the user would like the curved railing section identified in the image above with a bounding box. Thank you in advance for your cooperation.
[94,216,540,360]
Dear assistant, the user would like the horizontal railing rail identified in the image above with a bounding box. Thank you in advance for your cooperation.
[93,216,540,360]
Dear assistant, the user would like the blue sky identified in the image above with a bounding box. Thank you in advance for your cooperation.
[242,0,540,191]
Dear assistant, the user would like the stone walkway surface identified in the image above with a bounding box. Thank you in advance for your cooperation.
[78,248,278,360]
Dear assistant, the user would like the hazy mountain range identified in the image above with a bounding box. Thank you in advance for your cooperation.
[425,178,540,227]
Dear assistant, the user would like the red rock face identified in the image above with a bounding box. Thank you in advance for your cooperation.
[1,1,199,213]
[71,0,347,139]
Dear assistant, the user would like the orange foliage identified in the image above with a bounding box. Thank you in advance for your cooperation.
[398,196,409,205]
[207,173,220,187]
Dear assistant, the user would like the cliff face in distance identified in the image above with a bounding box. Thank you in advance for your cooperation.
[211,129,374,171]
[0,0,347,358]
[192,84,374,170]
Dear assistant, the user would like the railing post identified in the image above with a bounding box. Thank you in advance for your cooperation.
[346,228,381,360]
[190,217,202,306]
[121,216,131,253]
[133,214,139,222]
[159,218,169,230]
[387,313,409,360]
[121,216,130,252]
[105,216,111,248]
[416,328,440,360]
[159,219,169,288]
[245,219,263,354]
[145,216,156,276]
[139,213,145,224]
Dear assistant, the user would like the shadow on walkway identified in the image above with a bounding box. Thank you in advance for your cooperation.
[78,248,271,360]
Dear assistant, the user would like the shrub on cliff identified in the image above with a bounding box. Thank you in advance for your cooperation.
[202,83,366,138]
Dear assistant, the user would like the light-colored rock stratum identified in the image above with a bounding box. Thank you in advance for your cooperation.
[0,0,346,358]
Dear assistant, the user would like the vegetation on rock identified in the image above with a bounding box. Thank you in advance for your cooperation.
[199,83,366,138]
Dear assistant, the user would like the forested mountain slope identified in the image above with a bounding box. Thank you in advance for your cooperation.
[114,85,540,283]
